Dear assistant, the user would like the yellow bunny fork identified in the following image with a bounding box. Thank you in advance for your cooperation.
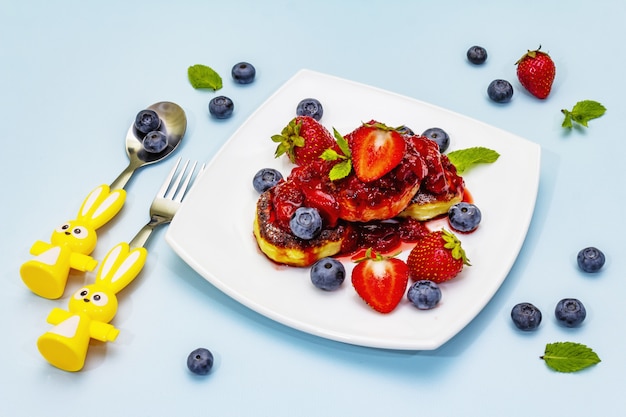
[37,158,203,372]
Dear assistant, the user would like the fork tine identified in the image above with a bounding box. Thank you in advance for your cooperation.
[173,161,198,203]
[193,164,206,189]
[157,157,182,198]
[164,159,189,200]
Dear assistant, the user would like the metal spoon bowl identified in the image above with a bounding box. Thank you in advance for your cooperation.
[110,101,187,190]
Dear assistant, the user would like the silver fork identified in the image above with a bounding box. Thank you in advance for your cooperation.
[129,158,203,249]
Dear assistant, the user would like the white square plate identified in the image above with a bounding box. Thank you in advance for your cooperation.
[166,69,541,350]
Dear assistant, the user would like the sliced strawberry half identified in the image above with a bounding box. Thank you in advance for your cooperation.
[299,184,340,227]
[351,249,409,314]
[348,121,406,183]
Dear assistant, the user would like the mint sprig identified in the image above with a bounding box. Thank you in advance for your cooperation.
[446,147,500,174]
[188,64,223,90]
[540,342,601,373]
[320,128,352,181]
[561,100,606,128]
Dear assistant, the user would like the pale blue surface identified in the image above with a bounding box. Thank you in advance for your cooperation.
[1,0,624,416]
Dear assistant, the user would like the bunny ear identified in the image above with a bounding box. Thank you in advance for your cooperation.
[96,242,147,294]
[77,185,126,230]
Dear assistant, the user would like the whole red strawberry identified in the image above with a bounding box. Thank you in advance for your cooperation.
[516,46,556,99]
[351,249,409,314]
[407,229,470,283]
[272,116,335,166]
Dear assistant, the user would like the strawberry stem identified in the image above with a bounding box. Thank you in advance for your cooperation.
[515,45,545,65]
[353,247,402,263]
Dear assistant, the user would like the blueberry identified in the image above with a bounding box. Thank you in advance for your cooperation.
[421,127,450,153]
[209,96,234,119]
[577,247,605,273]
[448,202,482,233]
[253,168,283,193]
[396,125,415,137]
[134,109,161,135]
[310,257,345,291]
[555,298,586,327]
[187,347,214,375]
[289,207,322,240]
[487,79,514,103]
[232,62,256,84]
[142,131,168,153]
[296,98,324,121]
[467,45,488,65]
[511,302,542,331]
[407,280,442,310]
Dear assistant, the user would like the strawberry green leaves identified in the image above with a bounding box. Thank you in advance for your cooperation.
[540,342,601,373]
[320,128,352,181]
[188,64,223,90]
[561,100,606,128]
[272,119,305,160]
[441,229,471,266]
[447,147,500,174]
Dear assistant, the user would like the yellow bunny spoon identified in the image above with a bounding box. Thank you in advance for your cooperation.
[20,102,186,299]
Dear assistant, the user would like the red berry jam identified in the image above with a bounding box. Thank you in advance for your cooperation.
[265,131,465,260]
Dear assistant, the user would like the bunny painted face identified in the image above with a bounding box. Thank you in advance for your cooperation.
[69,285,118,323]
[50,184,127,254]
[51,221,98,254]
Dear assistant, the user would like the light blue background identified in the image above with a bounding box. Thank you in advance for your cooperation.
[1,1,623,416]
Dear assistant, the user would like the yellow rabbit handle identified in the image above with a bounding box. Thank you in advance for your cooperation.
[21,184,125,299]
[37,242,146,372]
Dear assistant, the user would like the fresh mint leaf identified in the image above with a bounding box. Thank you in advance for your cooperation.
[317,128,353,181]
[446,147,500,174]
[320,148,344,161]
[333,128,351,157]
[562,112,574,129]
[540,342,601,373]
[561,100,606,128]
[321,147,352,180]
[329,159,352,181]
[188,64,223,90]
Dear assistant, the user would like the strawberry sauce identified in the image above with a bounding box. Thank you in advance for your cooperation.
[339,217,431,256]
[259,130,467,266]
